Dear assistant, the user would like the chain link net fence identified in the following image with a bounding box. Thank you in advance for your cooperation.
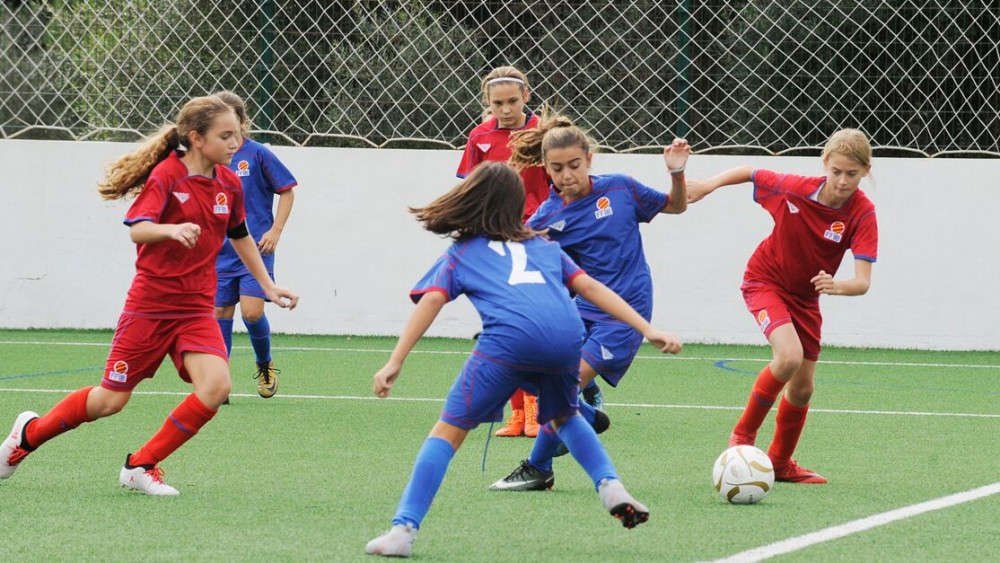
[2,0,997,155]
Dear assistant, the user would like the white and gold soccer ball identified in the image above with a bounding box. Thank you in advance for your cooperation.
[712,445,774,504]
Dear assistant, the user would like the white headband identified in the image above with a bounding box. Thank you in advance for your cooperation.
[486,77,525,86]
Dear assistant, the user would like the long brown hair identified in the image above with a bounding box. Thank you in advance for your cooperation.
[508,107,594,171]
[98,95,233,200]
[410,161,536,242]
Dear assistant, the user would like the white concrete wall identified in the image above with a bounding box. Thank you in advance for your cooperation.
[1,139,997,350]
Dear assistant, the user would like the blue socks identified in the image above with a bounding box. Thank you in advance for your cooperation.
[583,379,599,391]
[392,437,455,529]
[527,402,600,473]
[555,415,619,489]
[217,318,234,357]
[243,315,271,364]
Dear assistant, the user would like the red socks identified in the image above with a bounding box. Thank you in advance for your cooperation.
[768,396,809,465]
[24,387,96,449]
[509,388,525,410]
[129,393,217,467]
[733,365,786,438]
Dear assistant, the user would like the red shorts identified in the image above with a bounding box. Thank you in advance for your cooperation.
[102,313,228,391]
[741,283,823,361]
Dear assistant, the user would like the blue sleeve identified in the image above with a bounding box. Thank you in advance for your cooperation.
[628,175,669,223]
[259,145,298,193]
[559,250,585,286]
[409,250,462,303]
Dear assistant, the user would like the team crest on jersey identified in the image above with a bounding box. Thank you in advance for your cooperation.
[109,360,129,383]
[214,192,229,214]
[548,220,566,232]
[236,160,250,177]
[477,143,492,153]
[823,221,845,243]
[172,192,190,204]
[756,310,771,332]
[594,196,614,220]
[786,200,800,214]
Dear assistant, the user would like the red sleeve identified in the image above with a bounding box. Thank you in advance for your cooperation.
[751,169,784,215]
[223,171,246,230]
[851,209,878,262]
[124,170,169,225]
[456,135,481,178]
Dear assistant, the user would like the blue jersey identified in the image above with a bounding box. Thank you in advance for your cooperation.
[528,174,667,321]
[411,236,586,369]
[216,139,297,275]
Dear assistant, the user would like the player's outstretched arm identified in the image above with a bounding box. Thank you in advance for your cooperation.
[570,273,682,354]
[661,138,689,215]
[374,291,448,398]
[686,165,754,204]
[230,234,299,309]
[812,260,873,296]
[129,221,201,248]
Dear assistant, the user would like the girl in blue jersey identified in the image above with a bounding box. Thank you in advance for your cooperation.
[365,161,682,558]
[213,91,297,399]
[490,113,690,490]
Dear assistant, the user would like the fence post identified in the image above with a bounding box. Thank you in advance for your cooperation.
[257,0,276,143]
[676,0,692,139]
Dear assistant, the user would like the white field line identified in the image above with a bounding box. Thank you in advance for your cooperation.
[707,482,1000,563]
[1,340,998,370]
[0,388,998,419]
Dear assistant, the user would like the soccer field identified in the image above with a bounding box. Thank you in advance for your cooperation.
[1,329,998,562]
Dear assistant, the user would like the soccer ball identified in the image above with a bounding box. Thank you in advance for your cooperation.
[712,445,774,504]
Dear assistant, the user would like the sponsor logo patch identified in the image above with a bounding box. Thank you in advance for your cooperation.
[173,192,190,204]
[823,220,845,243]
[600,345,615,360]
[756,310,771,332]
[476,143,492,153]
[548,220,566,232]
[236,160,250,177]
[594,196,613,219]
[786,200,800,214]
[214,192,229,215]
[109,360,129,383]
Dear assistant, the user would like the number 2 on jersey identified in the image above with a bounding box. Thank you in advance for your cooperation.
[488,241,545,286]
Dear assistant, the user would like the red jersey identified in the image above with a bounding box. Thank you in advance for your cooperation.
[122,151,246,315]
[456,112,550,220]
[744,169,878,299]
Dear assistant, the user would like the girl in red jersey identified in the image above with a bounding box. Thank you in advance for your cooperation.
[686,129,878,484]
[458,66,604,437]
[0,96,298,495]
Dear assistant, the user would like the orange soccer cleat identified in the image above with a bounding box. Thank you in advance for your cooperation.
[523,394,540,437]
[494,409,525,437]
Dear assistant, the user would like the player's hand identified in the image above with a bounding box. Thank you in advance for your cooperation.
[373,362,402,398]
[644,329,683,354]
[265,285,299,310]
[170,223,201,249]
[258,228,282,255]
[686,179,713,203]
[663,138,690,172]
[812,270,837,295]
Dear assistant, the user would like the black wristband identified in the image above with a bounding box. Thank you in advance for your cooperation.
[227,221,249,239]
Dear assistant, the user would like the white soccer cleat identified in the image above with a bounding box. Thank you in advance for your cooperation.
[365,523,417,557]
[0,411,39,480]
[597,478,650,529]
[119,456,180,496]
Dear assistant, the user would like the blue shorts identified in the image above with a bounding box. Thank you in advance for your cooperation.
[215,271,274,307]
[440,351,581,430]
[579,317,644,387]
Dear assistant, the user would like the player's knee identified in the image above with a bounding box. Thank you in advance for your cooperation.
[786,383,814,405]
[592,409,610,434]
[242,310,264,323]
[771,354,803,379]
